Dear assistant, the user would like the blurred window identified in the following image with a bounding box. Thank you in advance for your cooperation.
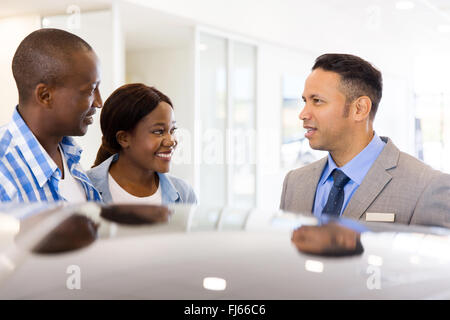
[415,93,450,173]
[198,33,256,208]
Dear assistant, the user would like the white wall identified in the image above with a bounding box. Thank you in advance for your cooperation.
[256,44,325,210]
[126,44,196,186]
[0,15,41,125]
[43,9,125,169]
[374,75,415,155]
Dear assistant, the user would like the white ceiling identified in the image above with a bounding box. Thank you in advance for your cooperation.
[2,0,450,53]
[0,0,110,18]
[0,0,195,50]
[119,1,195,50]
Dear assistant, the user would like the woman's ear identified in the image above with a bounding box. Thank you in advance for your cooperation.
[116,130,130,149]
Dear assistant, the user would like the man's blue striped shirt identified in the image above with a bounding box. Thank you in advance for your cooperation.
[0,108,102,203]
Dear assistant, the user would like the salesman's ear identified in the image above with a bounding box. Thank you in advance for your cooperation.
[352,96,372,122]
[116,130,130,149]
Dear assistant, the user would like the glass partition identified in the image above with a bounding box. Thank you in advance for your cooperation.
[198,33,257,208]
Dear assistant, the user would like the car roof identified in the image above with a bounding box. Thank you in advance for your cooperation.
[0,203,449,299]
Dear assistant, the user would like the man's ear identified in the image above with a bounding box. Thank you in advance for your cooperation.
[35,84,52,109]
[353,96,372,122]
[116,130,130,149]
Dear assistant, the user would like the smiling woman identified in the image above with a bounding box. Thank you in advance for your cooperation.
[86,83,197,205]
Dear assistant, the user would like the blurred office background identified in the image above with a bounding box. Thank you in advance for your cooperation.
[1,0,449,211]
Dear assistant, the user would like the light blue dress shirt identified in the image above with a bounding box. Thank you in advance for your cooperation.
[86,153,197,205]
[313,132,386,217]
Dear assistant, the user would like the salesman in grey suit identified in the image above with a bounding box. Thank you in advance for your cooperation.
[280,53,450,228]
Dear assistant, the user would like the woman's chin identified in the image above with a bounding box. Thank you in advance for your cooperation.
[155,164,170,174]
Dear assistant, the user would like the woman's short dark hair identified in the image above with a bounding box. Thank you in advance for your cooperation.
[312,53,383,121]
[92,83,172,167]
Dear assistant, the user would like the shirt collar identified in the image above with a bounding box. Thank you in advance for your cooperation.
[322,132,386,186]
[59,137,92,188]
[157,172,180,203]
[8,107,84,188]
[109,154,181,204]
[60,136,83,164]
[8,107,58,188]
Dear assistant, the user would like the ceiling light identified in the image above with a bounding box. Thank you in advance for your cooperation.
[396,1,415,10]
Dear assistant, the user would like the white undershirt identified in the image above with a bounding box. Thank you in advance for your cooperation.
[57,147,87,202]
[108,173,162,205]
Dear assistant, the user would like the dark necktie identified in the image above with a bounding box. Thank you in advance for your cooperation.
[322,169,350,217]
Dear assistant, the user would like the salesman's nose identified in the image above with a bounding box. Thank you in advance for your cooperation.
[299,103,310,121]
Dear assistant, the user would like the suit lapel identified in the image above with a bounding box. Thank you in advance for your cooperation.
[343,137,399,220]
[299,157,327,213]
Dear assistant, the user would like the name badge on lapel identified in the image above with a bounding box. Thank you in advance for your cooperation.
[366,212,395,222]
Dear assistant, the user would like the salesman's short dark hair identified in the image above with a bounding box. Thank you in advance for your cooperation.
[312,53,383,120]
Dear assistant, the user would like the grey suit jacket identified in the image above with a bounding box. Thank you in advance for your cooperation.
[280,137,450,228]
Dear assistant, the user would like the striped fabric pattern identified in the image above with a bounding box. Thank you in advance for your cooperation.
[0,108,102,203]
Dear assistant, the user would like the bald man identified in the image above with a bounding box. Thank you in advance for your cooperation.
[0,28,102,202]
